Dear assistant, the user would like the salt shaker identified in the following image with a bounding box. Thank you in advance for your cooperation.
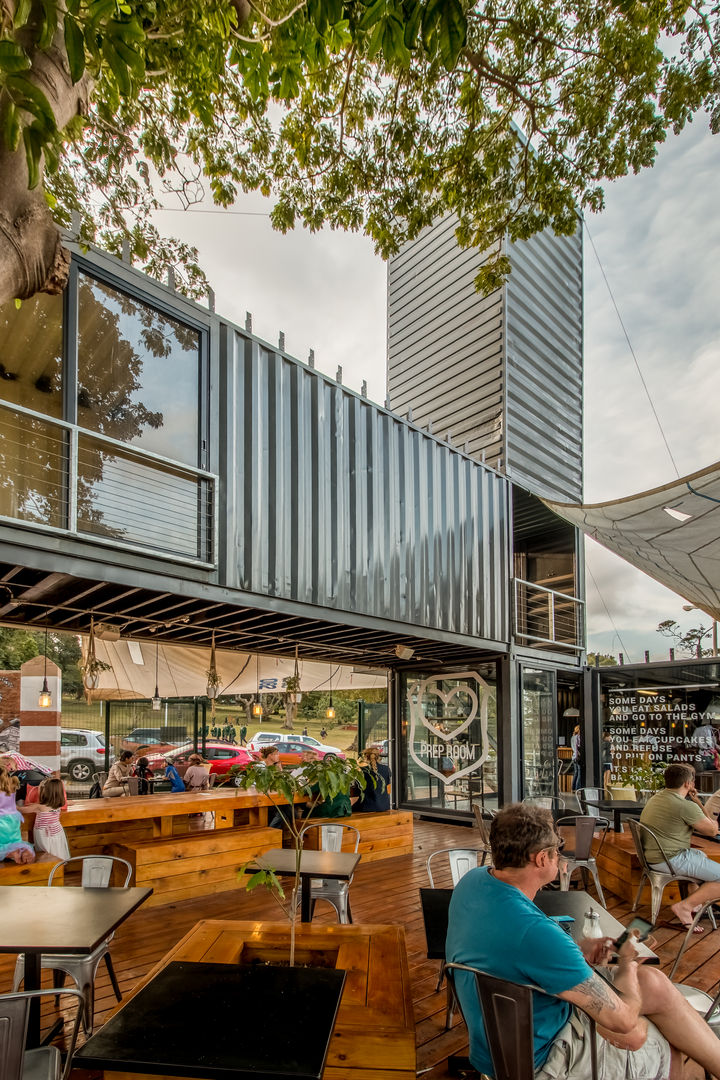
[583,909,603,939]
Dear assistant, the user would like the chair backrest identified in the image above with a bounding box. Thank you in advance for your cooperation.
[419,888,452,959]
[301,823,361,854]
[445,963,598,1080]
[576,787,603,815]
[608,786,637,802]
[124,776,140,796]
[49,854,133,888]
[556,815,604,861]
[91,770,108,786]
[0,988,84,1080]
[472,804,494,846]
[628,818,675,876]
[426,848,480,888]
[208,772,217,788]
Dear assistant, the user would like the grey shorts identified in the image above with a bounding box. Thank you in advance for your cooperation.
[536,1009,671,1080]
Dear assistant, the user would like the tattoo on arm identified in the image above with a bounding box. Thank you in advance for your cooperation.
[574,972,618,1014]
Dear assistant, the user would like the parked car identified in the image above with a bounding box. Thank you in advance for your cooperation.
[120,727,187,754]
[145,742,257,785]
[247,731,345,756]
[60,728,114,782]
[268,739,344,767]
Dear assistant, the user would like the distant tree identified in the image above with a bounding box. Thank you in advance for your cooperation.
[0,626,38,669]
[32,629,83,697]
[587,653,618,667]
[656,620,713,658]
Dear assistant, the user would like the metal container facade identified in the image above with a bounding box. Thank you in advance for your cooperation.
[222,330,510,645]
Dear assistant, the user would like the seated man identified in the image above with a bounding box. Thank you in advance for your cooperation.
[446,802,720,1079]
[640,763,720,927]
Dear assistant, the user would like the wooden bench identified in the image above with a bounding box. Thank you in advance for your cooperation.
[287,810,414,863]
[595,831,720,905]
[0,852,64,885]
[110,825,278,907]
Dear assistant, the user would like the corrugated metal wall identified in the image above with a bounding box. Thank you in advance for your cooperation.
[505,224,583,502]
[387,215,505,465]
[222,330,510,644]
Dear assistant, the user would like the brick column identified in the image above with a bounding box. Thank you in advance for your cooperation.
[20,656,62,771]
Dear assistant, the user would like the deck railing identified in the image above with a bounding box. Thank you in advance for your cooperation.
[0,400,216,566]
[513,577,585,652]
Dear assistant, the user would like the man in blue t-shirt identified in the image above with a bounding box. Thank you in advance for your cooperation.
[446,803,720,1079]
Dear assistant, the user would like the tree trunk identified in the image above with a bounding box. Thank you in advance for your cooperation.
[0,10,92,304]
[284,697,297,730]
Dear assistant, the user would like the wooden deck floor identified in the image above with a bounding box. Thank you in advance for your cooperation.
[4,818,720,1079]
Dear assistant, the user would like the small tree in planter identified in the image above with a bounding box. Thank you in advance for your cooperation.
[235,754,366,966]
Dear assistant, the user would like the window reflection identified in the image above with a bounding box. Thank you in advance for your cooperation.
[0,405,67,527]
[522,668,556,797]
[0,292,63,417]
[77,274,200,466]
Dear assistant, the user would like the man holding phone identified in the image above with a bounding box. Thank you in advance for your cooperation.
[640,763,720,929]
[446,803,720,1079]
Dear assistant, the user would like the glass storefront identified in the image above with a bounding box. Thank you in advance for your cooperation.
[521,667,556,798]
[398,664,498,814]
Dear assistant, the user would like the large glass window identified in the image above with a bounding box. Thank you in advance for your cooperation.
[399,665,498,814]
[522,667,556,797]
[0,292,63,417]
[77,274,200,466]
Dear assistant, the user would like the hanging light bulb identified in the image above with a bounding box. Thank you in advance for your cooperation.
[152,639,162,711]
[38,620,52,708]
[325,663,335,721]
[252,653,264,717]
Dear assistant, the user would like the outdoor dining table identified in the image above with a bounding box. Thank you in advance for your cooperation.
[252,847,362,922]
[584,798,644,833]
[535,889,658,963]
[0,884,152,1047]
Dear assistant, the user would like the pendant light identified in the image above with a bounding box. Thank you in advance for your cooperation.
[325,664,335,721]
[151,639,162,710]
[38,620,52,708]
[252,653,264,718]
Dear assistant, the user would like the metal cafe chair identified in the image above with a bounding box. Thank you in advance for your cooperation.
[296,823,361,923]
[575,787,605,816]
[12,856,133,1034]
[628,819,717,927]
[419,887,458,1028]
[444,962,599,1080]
[426,848,484,888]
[470,805,494,865]
[0,987,84,1080]
[556,815,608,907]
[522,796,567,812]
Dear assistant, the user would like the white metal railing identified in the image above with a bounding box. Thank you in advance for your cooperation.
[0,400,216,566]
[513,577,585,652]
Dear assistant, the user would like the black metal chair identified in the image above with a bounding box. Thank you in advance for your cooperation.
[419,887,457,1029]
[444,962,598,1080]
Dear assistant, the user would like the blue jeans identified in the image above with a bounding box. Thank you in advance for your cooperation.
[572,761,582,791]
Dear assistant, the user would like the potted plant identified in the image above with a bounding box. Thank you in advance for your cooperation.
[235,754,366,966]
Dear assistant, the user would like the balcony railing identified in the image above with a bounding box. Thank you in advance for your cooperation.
[513,577,585,652]
[0,401,216,567]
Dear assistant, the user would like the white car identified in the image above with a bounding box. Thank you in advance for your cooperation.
[247,731,344,755]
[60,728,114,782]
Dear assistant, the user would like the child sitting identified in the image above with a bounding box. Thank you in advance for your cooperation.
[0,764,35,863]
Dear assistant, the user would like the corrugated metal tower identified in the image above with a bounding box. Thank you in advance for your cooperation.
[386,214,583,503]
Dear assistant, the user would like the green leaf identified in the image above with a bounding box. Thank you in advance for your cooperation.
[6,75,57,131]
[13,0,32,29]
[103,39,132,96]
[0,102,21,152]
[358,0,385,31]
[0,40,31,74]
[421,0,444,51]
[403,2,422,51]
[14,299,22,310]
[437,0,466,70]
[37,0,59,51]
[22,124,42,188]
[64,14,86,84]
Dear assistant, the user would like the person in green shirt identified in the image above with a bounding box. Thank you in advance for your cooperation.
[640,763,720,929]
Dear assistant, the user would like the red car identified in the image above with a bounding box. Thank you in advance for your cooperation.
[145,742,257,784]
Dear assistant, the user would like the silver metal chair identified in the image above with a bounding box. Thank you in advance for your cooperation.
[628,819,717,926]
[575,787,604,815]
[670,898,720,979]
[523,796,566,812]
[556,815,608,907]
[445,962,599,1080]
[298,823,360,923]
[0,987,84,1080]
[426,847,484,888]
[471,805,494,865]
[12,856,132,1034]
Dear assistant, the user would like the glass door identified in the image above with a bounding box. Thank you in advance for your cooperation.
[521,667,556,798]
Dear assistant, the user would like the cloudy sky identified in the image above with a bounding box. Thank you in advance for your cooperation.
[153,118,720,663]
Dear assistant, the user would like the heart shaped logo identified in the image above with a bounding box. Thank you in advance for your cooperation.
[408,671,493,788]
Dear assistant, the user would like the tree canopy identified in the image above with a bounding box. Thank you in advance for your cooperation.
[1,0,718,305]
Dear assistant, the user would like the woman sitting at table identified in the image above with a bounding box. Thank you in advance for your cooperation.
[103,751,134,797]
[355,746,391,813]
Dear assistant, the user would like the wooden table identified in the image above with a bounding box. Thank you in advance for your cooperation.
[584,799,644,833]
[0,884,152,1046]
[253,848,362,922]
[76,919,416,1080]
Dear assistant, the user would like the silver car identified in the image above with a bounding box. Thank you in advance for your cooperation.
[60,728,114,782]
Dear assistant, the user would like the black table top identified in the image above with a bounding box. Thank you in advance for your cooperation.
[0,886,152,954]
[255,848,361,880]
[419,888,452,959]
[584,799,643,812]
[75,960,346,1079]
[535,890,657,961]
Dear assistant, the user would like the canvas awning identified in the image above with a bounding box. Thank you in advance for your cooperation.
[81,637,387,701]
[545,459,720,622]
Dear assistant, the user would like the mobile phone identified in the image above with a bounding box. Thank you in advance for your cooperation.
[550,915,575,935]
[615,916,653,948]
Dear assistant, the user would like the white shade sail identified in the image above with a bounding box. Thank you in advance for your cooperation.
[81,637,387,701]
[546,460,720,622]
